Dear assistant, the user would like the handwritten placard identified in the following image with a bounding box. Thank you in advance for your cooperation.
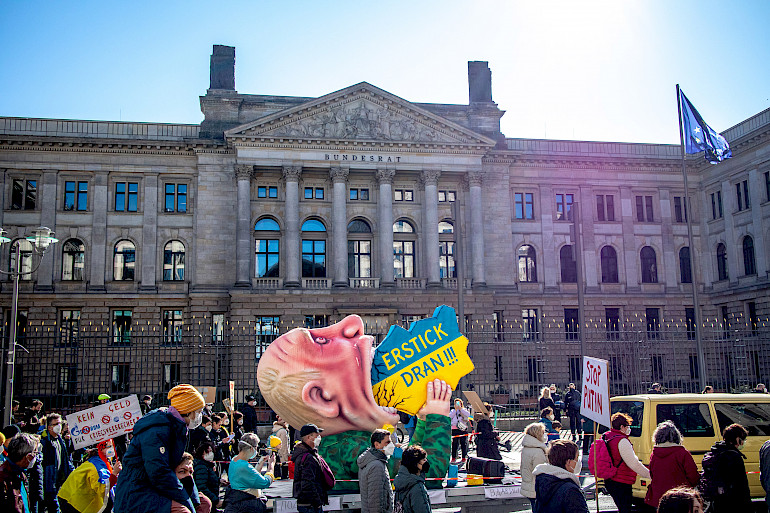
[581,356,611,428]
[428,489,446,504]
[66,395,142,450]
[484,485,523,499]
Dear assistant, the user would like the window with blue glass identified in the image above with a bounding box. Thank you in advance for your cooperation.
[115,182,138,212]
[165,183,187,213]
[64,181,88,211]
[163,241,185,281]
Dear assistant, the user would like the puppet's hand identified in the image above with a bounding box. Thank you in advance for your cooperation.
[417,379,452,419]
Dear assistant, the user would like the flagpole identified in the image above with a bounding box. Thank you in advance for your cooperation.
[676,84,708,390]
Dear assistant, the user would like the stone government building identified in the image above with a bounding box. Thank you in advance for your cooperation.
[1,45,768,409]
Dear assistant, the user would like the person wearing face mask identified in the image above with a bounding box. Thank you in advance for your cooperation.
[701,423,751,513]
[291,424,335,513]
[231,412,245,452]
[449,398,470,464]
[0,433,40,513]
[188,416,213,454]
[393,445,432,513]
[532,439,588,513]
[57,439,122,513]
[241,396,259,435]
[602,413,651,513]
[357,429,396,513]
[114,383,205,513]
[41,413,74,513]
[192,443,220,510]
[140,395,153,416]
[225,433,275,513]
[539,407,559,442]
[520,422,548,509]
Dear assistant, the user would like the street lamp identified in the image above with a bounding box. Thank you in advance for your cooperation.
[0,226,58,426]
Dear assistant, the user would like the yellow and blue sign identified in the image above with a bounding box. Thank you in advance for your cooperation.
[371,306,474,415]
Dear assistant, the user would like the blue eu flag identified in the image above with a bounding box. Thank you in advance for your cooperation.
[680,90,731,164]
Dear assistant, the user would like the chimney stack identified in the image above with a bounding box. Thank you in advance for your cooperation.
[210,45,235,91]
[468,61,493,104]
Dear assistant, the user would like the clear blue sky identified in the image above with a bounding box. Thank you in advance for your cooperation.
[1,0,768,144]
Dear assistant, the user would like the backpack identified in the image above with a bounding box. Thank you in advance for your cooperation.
[298,452,336,490]
[698,450,727,501]
[394,481,416,513]
[588,433,621,479]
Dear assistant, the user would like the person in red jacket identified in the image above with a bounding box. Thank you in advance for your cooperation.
[603,412,651,513]
[644,421,700,509]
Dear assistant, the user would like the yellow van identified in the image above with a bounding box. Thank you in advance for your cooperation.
[608,393,770,501]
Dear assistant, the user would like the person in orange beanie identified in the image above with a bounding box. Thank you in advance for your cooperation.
[114,384,205,513]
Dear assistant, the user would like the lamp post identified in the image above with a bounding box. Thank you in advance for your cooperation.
[0,226,58,426]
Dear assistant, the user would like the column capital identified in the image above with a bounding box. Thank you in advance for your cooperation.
[329,166,349,183]
[234,164,254,180]
[468,170,484,187]
[420,169,441,187]
[375,168,396,185]
[282,165,303,181]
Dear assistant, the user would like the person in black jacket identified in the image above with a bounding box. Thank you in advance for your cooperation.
[291,424,334,513]
[241,396,259,434]
[701,423,752,512]
[188,416,212,453]
[564,383,582,440]
[474,404,502,461]
[532,439,588,513]
[193,442,221,510]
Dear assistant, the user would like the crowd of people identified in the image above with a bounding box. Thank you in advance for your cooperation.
[3,381,770,513]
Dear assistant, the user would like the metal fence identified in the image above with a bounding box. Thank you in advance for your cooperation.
[5,316,769,418]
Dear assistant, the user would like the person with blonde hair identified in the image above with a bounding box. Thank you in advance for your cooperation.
[520,422,548,509]
[538,387,555,413]
[450,398,470,464]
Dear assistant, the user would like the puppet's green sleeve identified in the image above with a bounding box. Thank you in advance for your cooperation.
[319,430,370,492]
[411,414,451,489]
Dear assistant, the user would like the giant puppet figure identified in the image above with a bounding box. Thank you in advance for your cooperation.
[256,305,474,489]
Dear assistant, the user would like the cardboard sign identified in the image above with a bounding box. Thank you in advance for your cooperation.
[197,386,216,404]
[66,395,143,450]
[371,306,474,415]
[581,356,611,428]
[222,398,233,414]
[428,489,446,504]
[484,485,522,499]
[229,380,235,406]
[463,390,487,416]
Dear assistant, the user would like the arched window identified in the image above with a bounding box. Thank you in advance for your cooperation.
[679,247,692,284]
[393,220,416,279]
[560,245,577,283]
[255,217,280,278]
[640,246,658,283]
[10,239,33,281]
[438,220,455,279]
[716,243,728,281]
[62,239,85,281]
[743,236,756,276]
[302,219,326,278]
[348,219,372,278]
[163,240,185,281]
[113,240,136,281]
[518,245,537,282]
[600,246,619,283]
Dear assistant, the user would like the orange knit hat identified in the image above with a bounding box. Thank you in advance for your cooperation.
[168,384,205,415]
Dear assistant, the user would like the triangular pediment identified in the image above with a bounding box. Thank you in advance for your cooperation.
[225,82,496,149]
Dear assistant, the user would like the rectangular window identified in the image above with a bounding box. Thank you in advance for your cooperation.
[714,403,770,437]
[257,186,278,198]
[514,192,535,219]
[305,187,313,199]
[605,195,615,221]
[564,308,579,341]
[165,184,187,212]
[115,182,139,212]
[689,355,700,380]
[112,310,132,346]
[685,307,696,341]
[269,186,278,198]
[711,191,724,219]
[76,181,88,211]
[11,179,36,210]
[111,364,130,393]
[58,365,77,395]
[393,241,415,279]
[438,190,456,202]
[59,310,80,347]
[527,358,542,383]
[748,302,758,336]
[674,196,688,223]
[64,181,77,210]
[555,193,574,221]
[569,357,581,383]
[657,403,715,437]
[765,171,770,202]
[304,315,329,329]
[256,316,280,359]
[597,195,605,221]
[605,308,620,340]
[302,240,326,278]
[493,311,504,342]
[394,189,413,201]
[212,313,225,344]
[636,195,654,222]
[596,194,615,221]
[162,310,184,346]
[315,187,324,199]
[522,308,539,341]
[162,363,181,391]
[494,355,504,382]
[258,186,267,198]
[256,239,279,278]
[349,188,370,201]
[646,308,661,339]
[651,354,664,381]
[736,180,750,211]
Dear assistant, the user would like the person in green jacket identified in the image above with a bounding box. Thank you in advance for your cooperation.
[393,446,432,513]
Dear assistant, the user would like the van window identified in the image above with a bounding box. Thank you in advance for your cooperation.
[656,403,714,437]
[609,400,644,437]
[714,403,770,437]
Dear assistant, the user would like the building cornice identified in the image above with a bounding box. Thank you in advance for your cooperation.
[0,135,223,156]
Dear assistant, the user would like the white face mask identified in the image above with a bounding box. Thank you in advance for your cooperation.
[26,455,36,469]
[224,420,229,426]
[314,436,322,448]
[622,426,631,435]
[238,420,244,426]
[382,442,395,458]
[205,425,212,432]
[204,452,215,462]
[105,448,115,459]
[188,411,203,430]
[548,415,555,421]
[52,424,62,435]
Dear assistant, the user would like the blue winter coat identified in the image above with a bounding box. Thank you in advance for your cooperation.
[113,408,195,513]
[40,433,74,496]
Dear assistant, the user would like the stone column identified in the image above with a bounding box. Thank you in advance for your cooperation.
[234,165,253,288]
[35,171,58,291]
[283,166,302,288]
[330,167,349,287]
[376,168,396,287]
[87,172,108,291]
[422,169,441,287]
[140,173,158,291]
[468,171,486,287]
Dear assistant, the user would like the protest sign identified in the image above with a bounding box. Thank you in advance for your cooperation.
[197,386,216,404]
[371,306,474,415]
[581,356,611,428]
[66,395,143,450]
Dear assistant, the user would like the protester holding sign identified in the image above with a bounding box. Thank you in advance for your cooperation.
[114,384,205,513]
[603,412,651,513]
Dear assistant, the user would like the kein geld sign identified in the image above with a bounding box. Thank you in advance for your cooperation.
[66,395,143,450]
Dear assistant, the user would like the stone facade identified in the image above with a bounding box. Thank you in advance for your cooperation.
[1,45,769,404]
